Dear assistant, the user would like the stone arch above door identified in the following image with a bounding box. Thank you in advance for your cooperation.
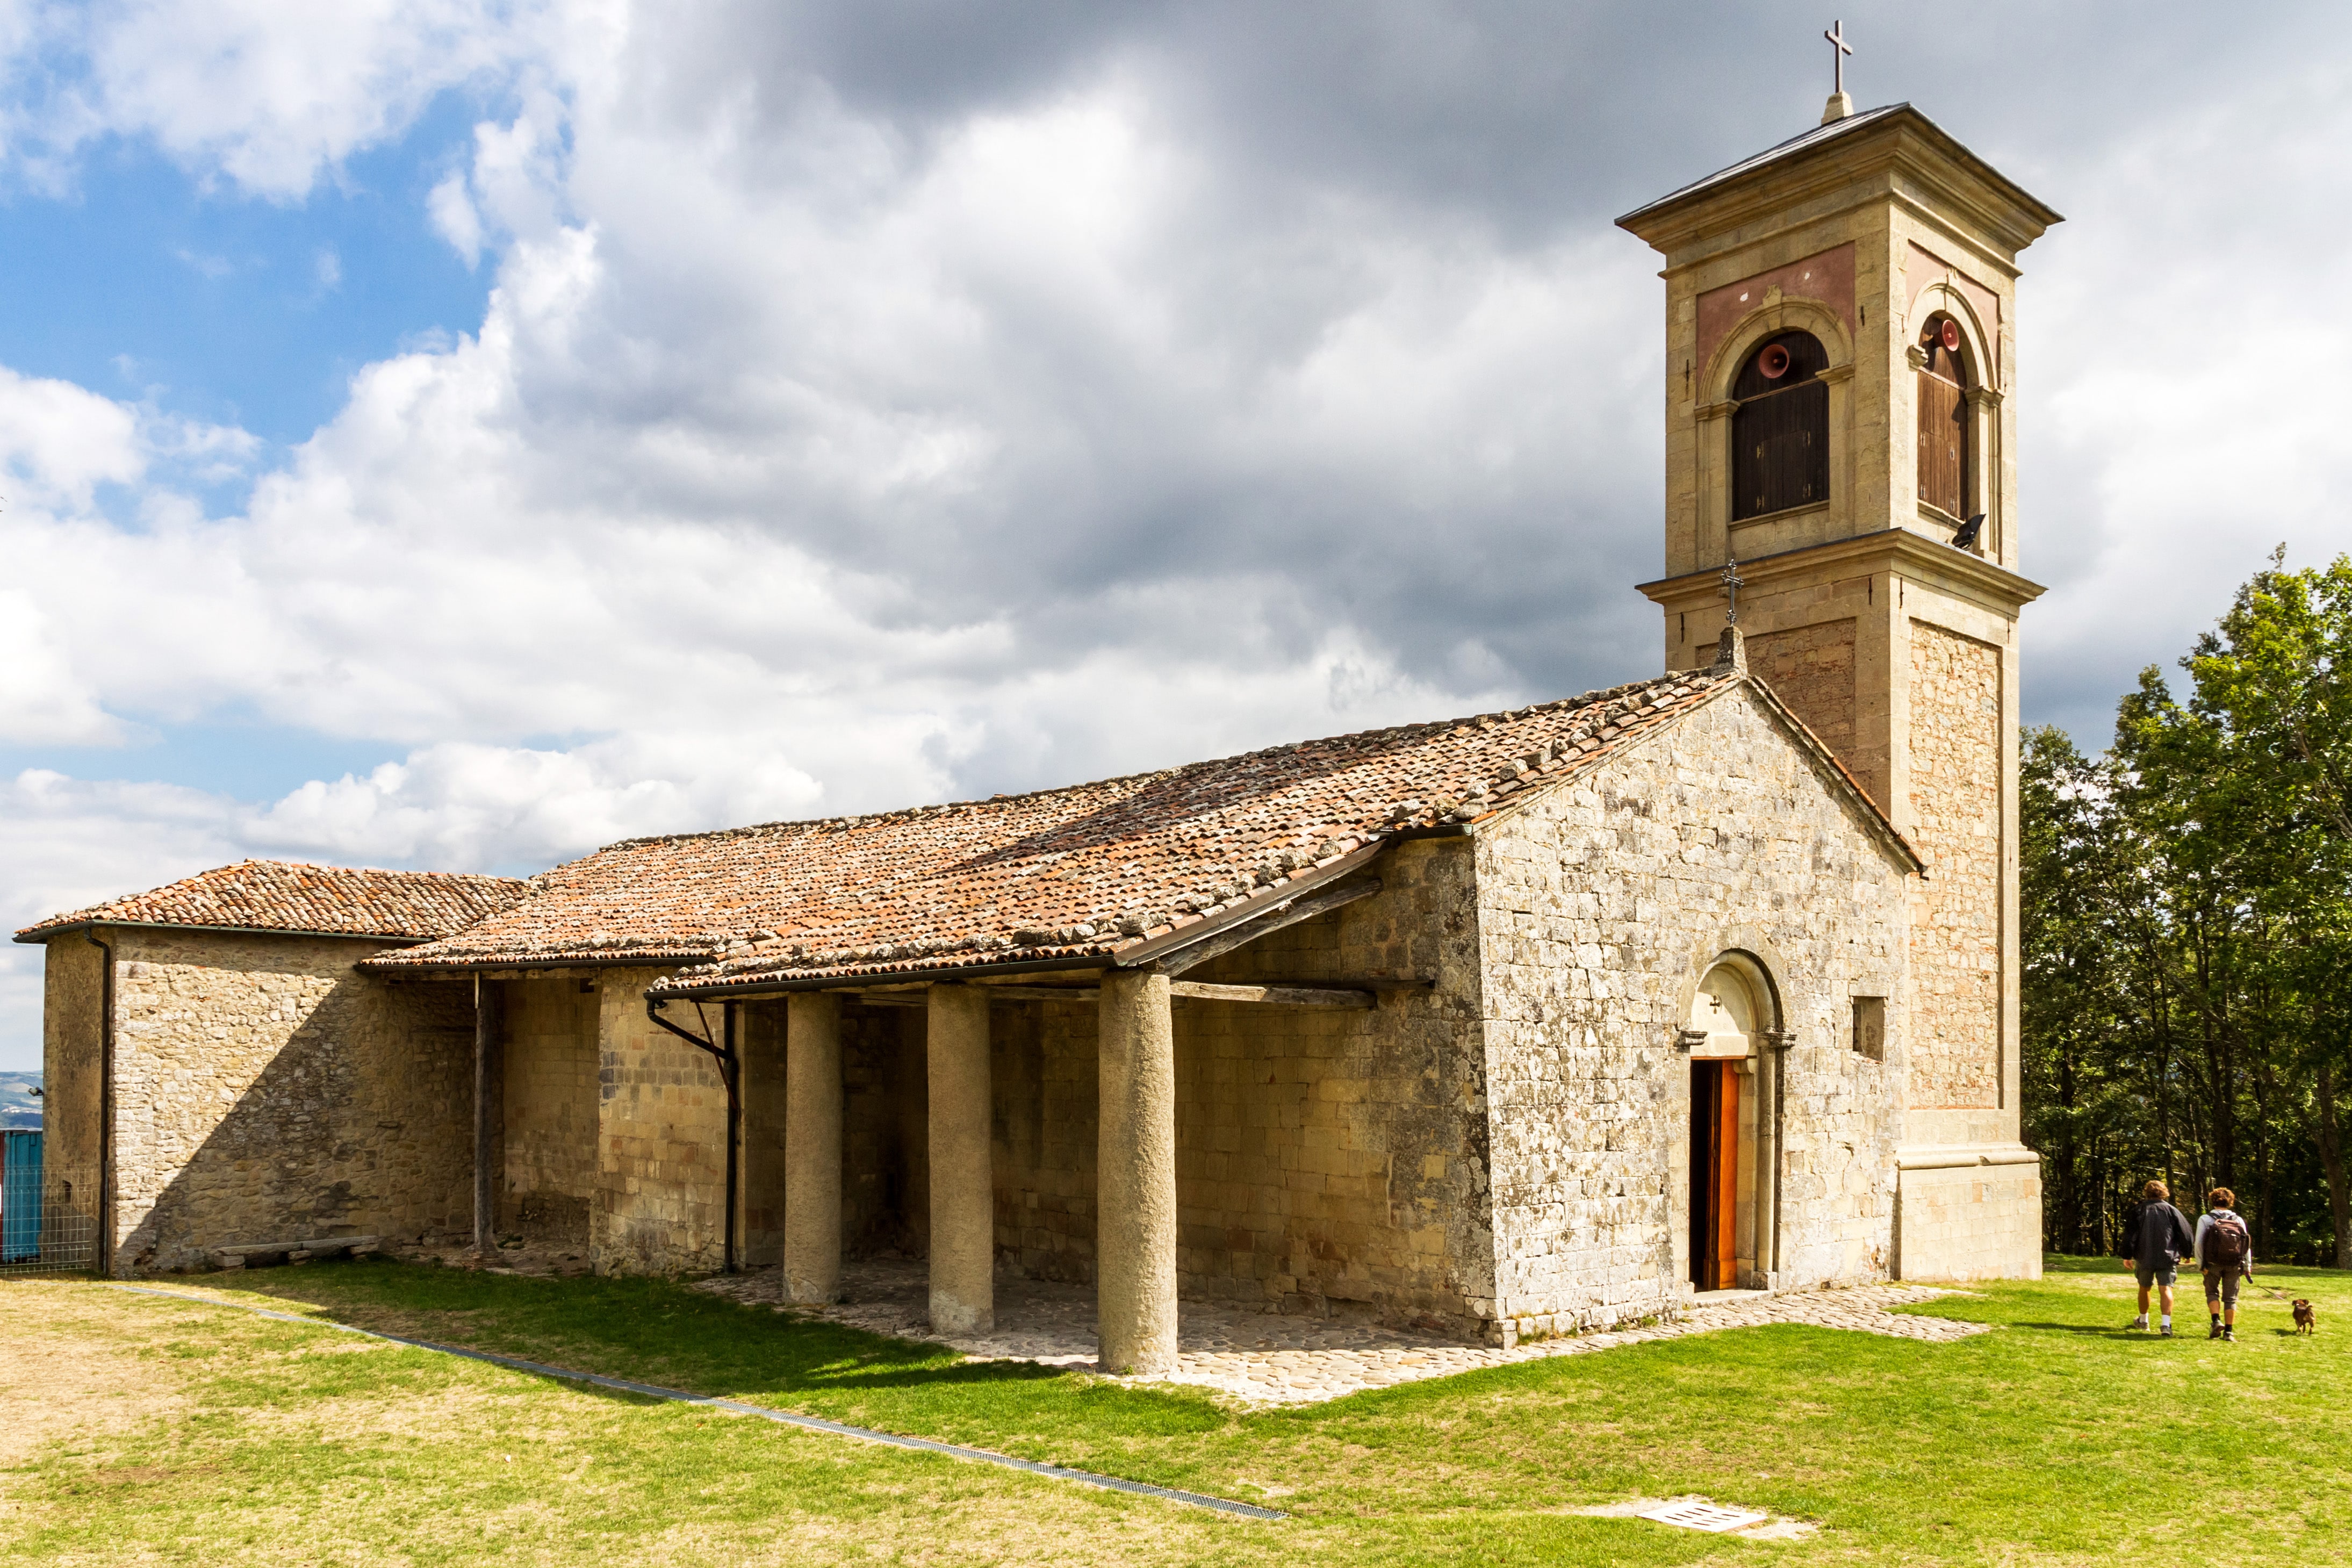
[1681,950,1780,1058]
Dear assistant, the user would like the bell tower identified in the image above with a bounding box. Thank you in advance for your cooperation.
[1620,103,2061,1281]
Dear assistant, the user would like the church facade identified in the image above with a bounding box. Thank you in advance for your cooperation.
[18,99,2054,1370]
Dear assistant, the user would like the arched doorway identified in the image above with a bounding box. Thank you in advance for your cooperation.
[1686,960,1766,1291]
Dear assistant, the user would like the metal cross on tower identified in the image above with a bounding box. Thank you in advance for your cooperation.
[1824,20,1851,96]
[1720,556,1745,625]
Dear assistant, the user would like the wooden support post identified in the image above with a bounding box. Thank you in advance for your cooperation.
[1097,969,1178,1375]
[926,983,994,1334]
[783,992,843,1305]
[1166,981,1373,1008]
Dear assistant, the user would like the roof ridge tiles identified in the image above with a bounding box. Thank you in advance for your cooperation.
[15,859,533,944]
[363,668,1749,979]
[593,671,1729,854]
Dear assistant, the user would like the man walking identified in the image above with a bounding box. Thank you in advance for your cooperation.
[2196,1187,2255,1342]
[2120,1179,2196,1336]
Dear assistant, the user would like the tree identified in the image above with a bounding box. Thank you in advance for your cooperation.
[2023,552,2352,1266]
[2177,552,2352,1266]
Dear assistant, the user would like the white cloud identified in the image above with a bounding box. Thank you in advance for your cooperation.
[0,768,247,1074]
[5,0,578,198]
[2018,54,2352,735]
[0,593,124,745]
[428,170,484,267]
[0,363,144,508]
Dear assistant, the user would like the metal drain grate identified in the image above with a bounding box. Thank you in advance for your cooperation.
[1637,1501,1768,1533]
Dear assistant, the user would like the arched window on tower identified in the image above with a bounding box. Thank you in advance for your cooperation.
[1730,330,1830,520]
[1916,314,1969,518]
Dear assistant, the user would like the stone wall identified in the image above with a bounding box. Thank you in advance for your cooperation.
[1745,618,1862,799]
[96,930,473,1274]
[37,935,105,1260]
[1474,684,1910,1339]
[500,977,599,1243]
[1168,841,1490,1330]
[991,996,1096,1283]
[592,968,731,1273]
[840,1003,928,1258]
[1905,622,2003,1111]
[738,999,787,1267]
[1897,1159,2042,1280]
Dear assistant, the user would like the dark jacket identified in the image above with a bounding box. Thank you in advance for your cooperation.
[2120,1199,2197,1269]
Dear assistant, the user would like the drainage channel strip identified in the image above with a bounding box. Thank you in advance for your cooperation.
[104,1283,1284,1521]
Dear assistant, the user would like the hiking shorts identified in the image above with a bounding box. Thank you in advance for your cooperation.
[2204,1268,2241,1307]
[2135,1260,2177,1290]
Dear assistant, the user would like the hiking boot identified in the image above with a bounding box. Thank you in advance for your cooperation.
[2222,1326,2236,1342]
[2209,1322,2224,1340]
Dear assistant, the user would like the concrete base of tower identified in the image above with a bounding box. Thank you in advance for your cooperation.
[1890,1147,2044,1282]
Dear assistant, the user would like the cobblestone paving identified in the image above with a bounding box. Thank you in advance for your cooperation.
[695,1259,1989,1406]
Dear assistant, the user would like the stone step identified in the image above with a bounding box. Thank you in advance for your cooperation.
[210,1236,379,1269]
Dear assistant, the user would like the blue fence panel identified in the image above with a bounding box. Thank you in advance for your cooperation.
[1,1133,40,1262]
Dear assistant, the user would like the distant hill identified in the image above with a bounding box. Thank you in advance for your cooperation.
[0,1072,39,1131]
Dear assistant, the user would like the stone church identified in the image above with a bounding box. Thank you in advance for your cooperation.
[20,98,2054,1373]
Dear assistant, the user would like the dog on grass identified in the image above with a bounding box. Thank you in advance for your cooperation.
[2293,1299,2317,1335]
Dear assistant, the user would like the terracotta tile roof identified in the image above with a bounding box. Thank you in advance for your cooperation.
[12,860,531,944]
[366,666,1907,992]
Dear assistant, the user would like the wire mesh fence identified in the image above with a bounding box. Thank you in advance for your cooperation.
[0,1133,99,1277]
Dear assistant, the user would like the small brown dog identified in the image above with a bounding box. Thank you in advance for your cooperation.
[2293,1299,2317,1335]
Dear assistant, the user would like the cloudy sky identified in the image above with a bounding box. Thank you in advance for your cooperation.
[1,2,2344,1067]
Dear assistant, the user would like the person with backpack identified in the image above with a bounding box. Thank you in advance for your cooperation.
[2195,1188,2255,1342]
[2119,1179,2197,1336]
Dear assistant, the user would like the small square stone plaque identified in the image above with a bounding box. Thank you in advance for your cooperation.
[1637,1500,1769,1534]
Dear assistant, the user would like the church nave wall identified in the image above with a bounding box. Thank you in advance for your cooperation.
[1472,687,1909,1340]
[591,967,732,1274]
[500,977,599,1245]
[97,934,474,1276]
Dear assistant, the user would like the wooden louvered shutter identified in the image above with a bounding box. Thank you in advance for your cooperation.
[1915,336,1968,517]
[1728,331,1832,522]
[1731,379,1830,520]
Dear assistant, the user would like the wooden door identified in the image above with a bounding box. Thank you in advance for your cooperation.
[1689,1060,1742,1291]
[1711,1061,1739,1288]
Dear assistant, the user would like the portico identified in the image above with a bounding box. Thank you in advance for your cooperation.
[678,864,1403,1376]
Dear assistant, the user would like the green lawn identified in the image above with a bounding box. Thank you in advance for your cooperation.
[2,1255,2346,1565]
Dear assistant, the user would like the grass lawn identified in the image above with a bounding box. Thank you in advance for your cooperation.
[2,1255,2347,1565]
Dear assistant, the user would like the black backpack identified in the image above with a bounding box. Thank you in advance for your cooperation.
[2205,1213,2250,1272]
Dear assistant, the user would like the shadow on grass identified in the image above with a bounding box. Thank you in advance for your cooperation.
[134,1257,1237,1447]
[408,1336,1071,1403]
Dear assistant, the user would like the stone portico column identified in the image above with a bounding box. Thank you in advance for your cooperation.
[1096,969,1177,1375]
[926,983,994,1333]
[782,992,843,1305]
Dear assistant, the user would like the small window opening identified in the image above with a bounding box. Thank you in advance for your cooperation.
[1852,996,1886,1061]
